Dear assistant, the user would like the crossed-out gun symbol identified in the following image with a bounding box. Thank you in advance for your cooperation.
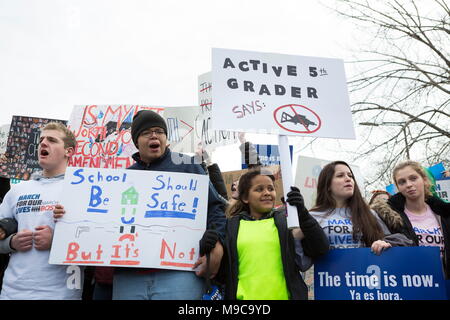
[280,112,317,130]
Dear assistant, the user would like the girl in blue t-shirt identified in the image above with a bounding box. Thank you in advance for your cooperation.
[310,161,412,252]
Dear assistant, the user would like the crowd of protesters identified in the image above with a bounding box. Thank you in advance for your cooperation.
[0,111,448,300]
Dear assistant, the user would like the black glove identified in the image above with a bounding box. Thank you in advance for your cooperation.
[0,218,18,238]
[286,186,309,223]
[199,230,219,256]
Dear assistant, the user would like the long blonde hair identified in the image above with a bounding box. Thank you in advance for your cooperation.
[392,161,432,199]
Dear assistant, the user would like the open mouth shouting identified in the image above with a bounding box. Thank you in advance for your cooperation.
[148,141,161,152]
[39,149,50,158]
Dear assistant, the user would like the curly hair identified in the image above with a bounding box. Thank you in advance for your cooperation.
[392,160,432,199]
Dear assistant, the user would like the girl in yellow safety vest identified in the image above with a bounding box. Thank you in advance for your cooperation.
[219,168,329,300]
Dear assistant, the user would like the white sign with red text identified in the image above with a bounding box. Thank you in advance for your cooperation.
[67,105,200,168]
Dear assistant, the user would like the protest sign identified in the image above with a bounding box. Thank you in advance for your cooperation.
[0,116,67,180]
[67,105,164,169]
[436,179,450,202]
[386,184,397,195]
[314,247,447,300]
[241,144,293,169]
[50,167,209,270]
[163,106,198,154]
[68,105,200,167]
[428,162,446,180]
[197,72,238,151]
[211,48,355,139]
[212,48,355,227]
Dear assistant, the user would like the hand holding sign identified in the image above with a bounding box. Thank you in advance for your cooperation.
[193,241,223,279]
[371,240,392,255]
[53,204,66,221]
[34,225,53,251]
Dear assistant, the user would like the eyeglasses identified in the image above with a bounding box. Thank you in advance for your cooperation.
[140,129,166,137]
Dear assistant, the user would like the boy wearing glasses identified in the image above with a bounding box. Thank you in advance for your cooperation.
[113,110,226,300]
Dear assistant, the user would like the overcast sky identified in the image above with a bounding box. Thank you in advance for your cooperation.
[0,0,360,172]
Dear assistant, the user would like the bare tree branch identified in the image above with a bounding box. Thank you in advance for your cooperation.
[322,0,450,188]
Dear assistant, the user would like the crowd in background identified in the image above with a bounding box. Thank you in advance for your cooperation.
[0,112,448,300]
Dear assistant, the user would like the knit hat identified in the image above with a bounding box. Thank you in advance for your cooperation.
[131,110,167,147]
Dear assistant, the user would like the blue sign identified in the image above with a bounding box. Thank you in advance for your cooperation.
[428,162,446,180]
[241,144,293,169]
[385,184,397,195]
[314,247,447,300]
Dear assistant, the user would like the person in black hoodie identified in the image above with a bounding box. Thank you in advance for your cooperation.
[219,168,329,300]
[387,161,450,278]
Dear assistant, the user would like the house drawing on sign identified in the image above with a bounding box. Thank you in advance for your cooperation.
[122,187,139,205]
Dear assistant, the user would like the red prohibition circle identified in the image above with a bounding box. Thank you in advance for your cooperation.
[273,104,322,134]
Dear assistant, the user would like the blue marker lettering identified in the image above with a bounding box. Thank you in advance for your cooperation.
[153,175,165,190]
[147,193,160,208]
[89,186,103,207]
[87,185,109,213]
[71,169,85,185]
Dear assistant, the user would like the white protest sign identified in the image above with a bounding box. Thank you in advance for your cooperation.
[435,179,450,202]
[68,104,199,167]
[50,167,209,270]
[163,106,198,154]
[197,72,239,151]
[67,105,164,169]
[294,155,364,210]
[211,48,355,139]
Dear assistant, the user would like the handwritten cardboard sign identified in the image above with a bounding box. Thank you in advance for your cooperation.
[67,105,165,169]
[68,105,202,167]
[211,48,355,139]
[314,247,447,300]
[197,72,239,151]
[163,106,198,154]
[49,167,209,270]
[0,116,67,180]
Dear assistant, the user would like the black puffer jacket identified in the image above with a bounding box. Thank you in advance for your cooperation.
[387,193,450,278]
[220,209,329,300]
